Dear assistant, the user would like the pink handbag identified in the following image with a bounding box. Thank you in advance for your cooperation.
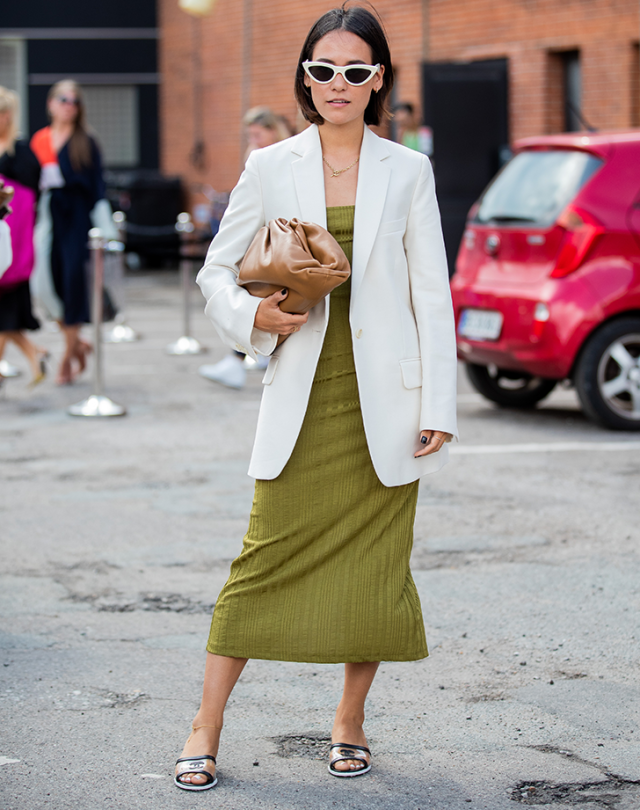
[0,175,37,288]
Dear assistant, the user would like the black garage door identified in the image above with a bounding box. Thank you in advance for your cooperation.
[422,59,510,274]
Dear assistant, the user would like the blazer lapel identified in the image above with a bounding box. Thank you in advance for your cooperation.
[291,124,327,228]
[351,126,390,301]
[290,124,390,310]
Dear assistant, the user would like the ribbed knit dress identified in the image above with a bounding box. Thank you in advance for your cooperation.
[207,206,428,663]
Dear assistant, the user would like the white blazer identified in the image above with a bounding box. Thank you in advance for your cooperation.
[197,124,458,487]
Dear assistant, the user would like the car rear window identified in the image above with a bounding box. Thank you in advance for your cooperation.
[474,149,603,226]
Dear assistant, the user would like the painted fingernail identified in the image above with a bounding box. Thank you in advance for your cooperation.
[281,288,287,294]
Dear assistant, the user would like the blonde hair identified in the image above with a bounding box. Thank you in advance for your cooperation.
[0,86,20,155]
[243,106,291,142]
[47,79,93,171]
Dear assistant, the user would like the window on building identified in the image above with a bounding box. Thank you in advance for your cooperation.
[82,86,139,168]
[562,51,582,131]
[631,43,639,128]
[547,49,583,133]
[0,39,28,135]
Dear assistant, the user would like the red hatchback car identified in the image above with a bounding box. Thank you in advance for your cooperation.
[451,130,640,430]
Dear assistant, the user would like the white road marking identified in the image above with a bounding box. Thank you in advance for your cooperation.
[140,773,165,779]
[0,757,20,766]
[450,441,640,455]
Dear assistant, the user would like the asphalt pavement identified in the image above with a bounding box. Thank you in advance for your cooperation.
[1,270,639,810]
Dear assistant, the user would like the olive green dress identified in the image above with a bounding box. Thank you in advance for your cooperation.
[207,206,428,663]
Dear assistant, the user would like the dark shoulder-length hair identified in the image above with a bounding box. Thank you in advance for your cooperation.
[47,79,94,172]
[294,3,394,127]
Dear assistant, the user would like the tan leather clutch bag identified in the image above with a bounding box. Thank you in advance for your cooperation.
[237,218,351,314]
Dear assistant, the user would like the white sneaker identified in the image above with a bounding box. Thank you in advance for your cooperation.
[0,360,21,377]
[243,354,269,371]
[198,354,246,390]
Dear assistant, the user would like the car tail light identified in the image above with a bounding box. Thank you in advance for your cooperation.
[550,206,604,278]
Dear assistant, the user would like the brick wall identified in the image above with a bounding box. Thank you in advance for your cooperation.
[159,0,426,201]
[159,0,639,202]
[429,0,640,141]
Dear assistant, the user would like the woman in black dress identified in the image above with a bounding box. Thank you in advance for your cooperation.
[0,86,45,386]
[31,80,106,385]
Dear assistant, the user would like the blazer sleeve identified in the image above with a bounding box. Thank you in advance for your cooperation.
[404,155,458,440]
[196,151,278,359]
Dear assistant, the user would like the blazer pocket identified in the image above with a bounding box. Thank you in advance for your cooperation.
[378,216,407,236]
[400,358,422,389]
[262,355,279,385]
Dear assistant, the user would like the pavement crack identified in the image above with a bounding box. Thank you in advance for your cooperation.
[525,744,614,776]
[272,733,332,760]
[65,590,215,614]
[509,775,640,806]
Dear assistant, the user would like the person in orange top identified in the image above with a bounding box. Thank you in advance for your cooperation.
[30,79,107,385]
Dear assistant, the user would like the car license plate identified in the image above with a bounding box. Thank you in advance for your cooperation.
[458,309,503,341]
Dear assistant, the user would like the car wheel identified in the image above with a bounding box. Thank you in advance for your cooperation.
[575,318,640,431]
[465,363,557,408]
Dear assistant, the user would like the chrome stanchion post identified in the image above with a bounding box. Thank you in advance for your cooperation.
[166,212,206,355]
[68,228,126,417]
[104,211,140,343]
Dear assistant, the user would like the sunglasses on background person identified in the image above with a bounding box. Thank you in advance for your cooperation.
[302,61,380,86]
[56,96,80,106]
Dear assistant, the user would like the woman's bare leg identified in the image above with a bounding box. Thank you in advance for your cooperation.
[331,661,380,772]
[0,334,7,361]
[2,331,42,380]
[176,653,248,786]
[57,322,81,384]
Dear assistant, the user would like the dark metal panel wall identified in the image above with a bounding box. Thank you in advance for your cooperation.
[28,40,157,74]
[423,58,509,274]
[2,0,156,28]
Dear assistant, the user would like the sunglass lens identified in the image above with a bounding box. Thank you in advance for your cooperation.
[308,65,335,83]
[345,67,372,85]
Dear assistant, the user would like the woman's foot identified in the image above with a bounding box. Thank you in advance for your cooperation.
[331,715,370,774]
[175,724,221,789]
[56,357,74,386]
[74,340,92,374]
[28,351,48,388]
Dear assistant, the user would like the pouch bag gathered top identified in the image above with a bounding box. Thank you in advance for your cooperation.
[237,218,351,332]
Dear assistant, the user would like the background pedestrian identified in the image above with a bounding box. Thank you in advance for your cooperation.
[393,102,420,151]
[30,80,107,385]
[0,87,47,388]
[198,106,293,389]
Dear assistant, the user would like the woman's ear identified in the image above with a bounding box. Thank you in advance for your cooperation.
[374,64,385,93]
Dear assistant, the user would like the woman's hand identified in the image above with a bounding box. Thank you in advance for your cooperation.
[254,289,309,335]
[414,430,451,458]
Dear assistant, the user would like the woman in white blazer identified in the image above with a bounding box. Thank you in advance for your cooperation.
[175,4,457,791]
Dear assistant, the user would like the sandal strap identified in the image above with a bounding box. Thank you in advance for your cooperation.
[175,755,216,785]
[330,743,370,755]
[329,743,371,768]
[176,755,216,765]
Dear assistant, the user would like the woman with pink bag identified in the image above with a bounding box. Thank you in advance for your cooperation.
[0,86,46,387]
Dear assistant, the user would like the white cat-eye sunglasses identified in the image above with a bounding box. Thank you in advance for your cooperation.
[302,61,381,86]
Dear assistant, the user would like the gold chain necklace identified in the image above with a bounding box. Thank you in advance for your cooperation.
[322,155,360,178]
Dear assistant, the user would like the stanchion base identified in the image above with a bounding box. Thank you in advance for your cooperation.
[104,323,140,343]
[0,360,21,377]
[166,336,206,355]
[68,395,127,418]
